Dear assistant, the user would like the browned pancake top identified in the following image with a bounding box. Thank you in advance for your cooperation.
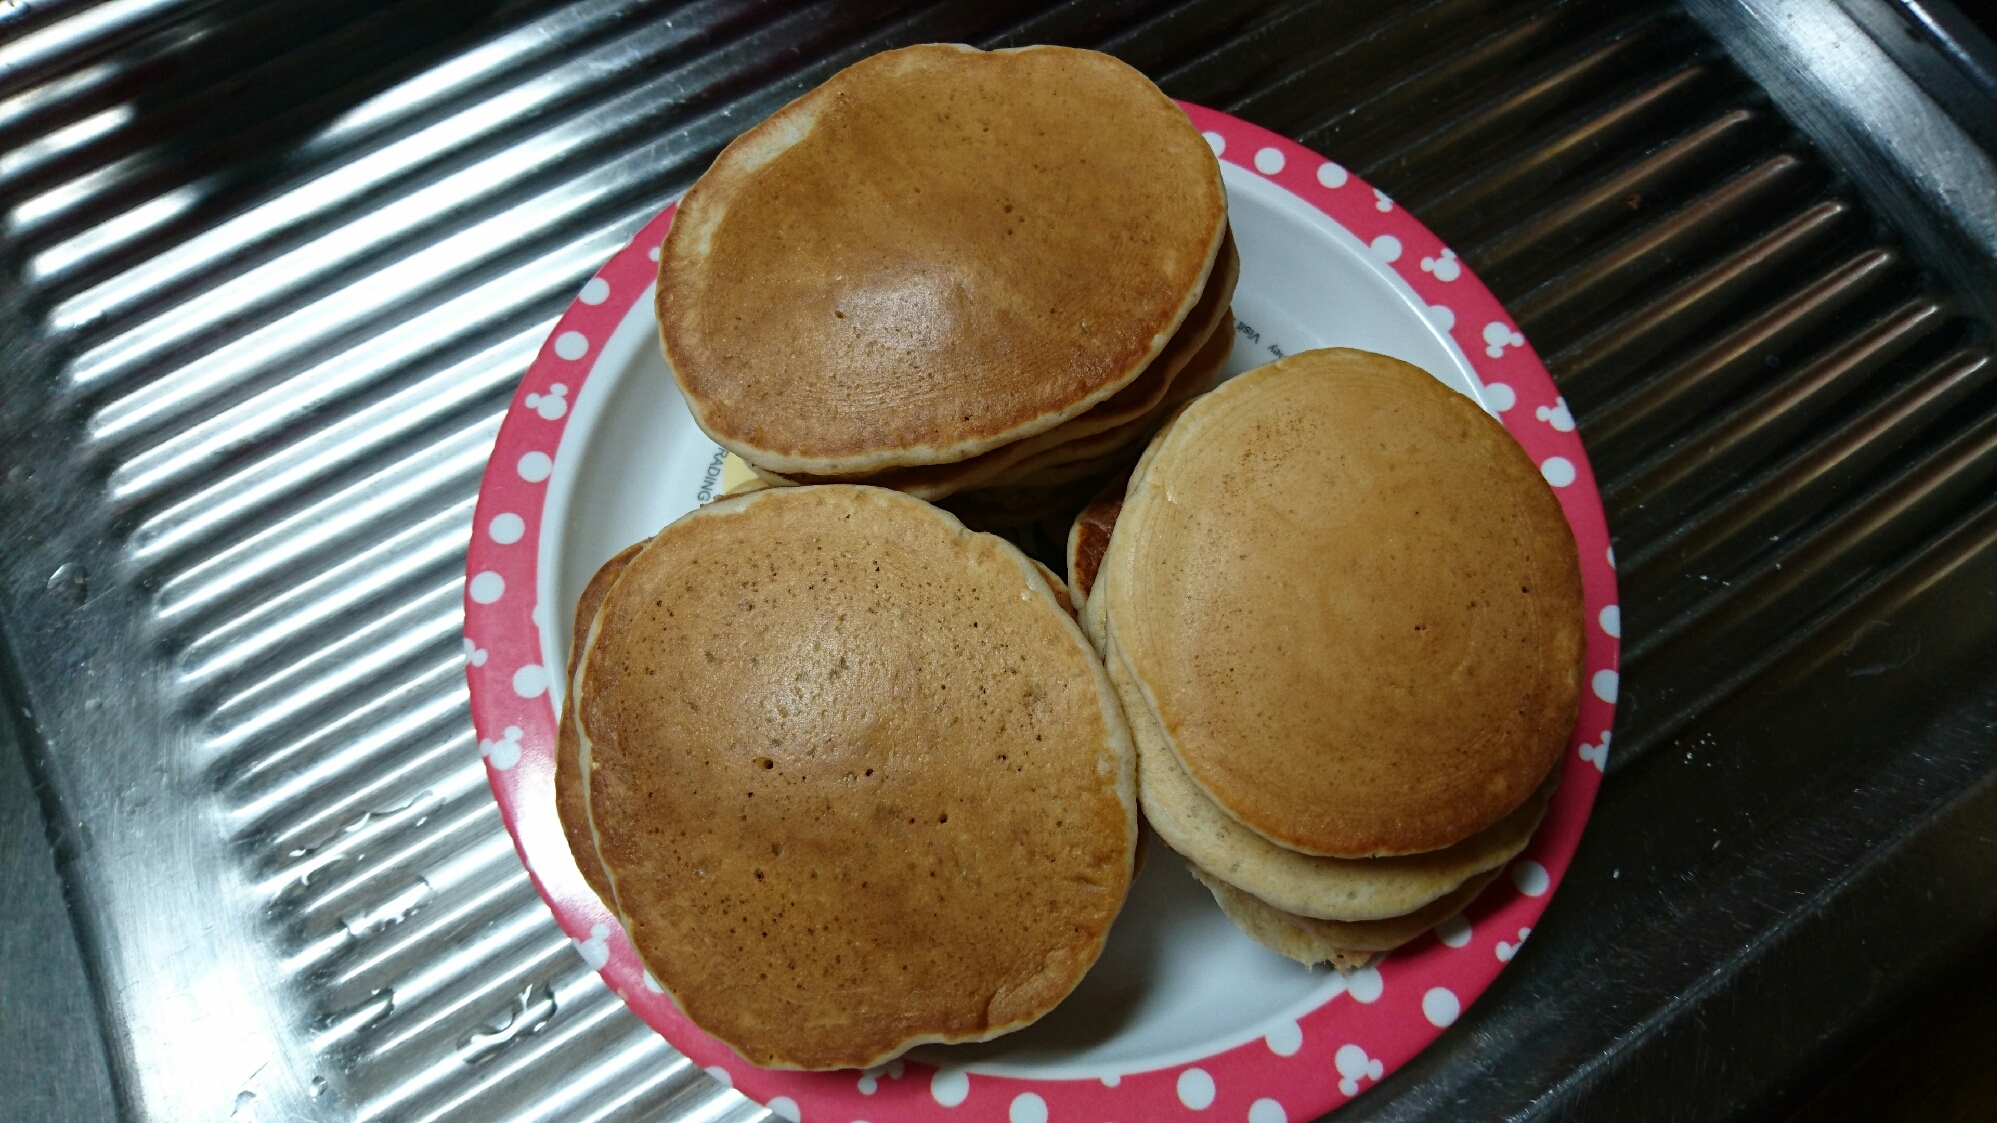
[1106,349,1585,857]
[659,44,1227,475]
[578,485,1133,1069]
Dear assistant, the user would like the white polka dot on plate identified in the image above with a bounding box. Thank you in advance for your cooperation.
[1348,965,1384,1003]
[1599,605,1621,638]
[648,243,662,262]
[702,1066,731,1088]
[1254,146,1285,175]
[930,1068,969,1107]
[1249,1098,1288,1123]
[1423,986,1461,1027]
[1482,382,1516,412]
[1427,304,1455,332]
[516,451,553,482]
[579,277,610,305]
[1369,234,1401,263]
[512,663,549,698]
[1101,1074,1121,1087]
[1009,1092,1047,1123]
[1436,913,1472,948]
[553,331,589,361]
[1317,161,1348,188]
[766,1096,799,1122]
[488,512,525,545]
[1265,1019,1303,1056]
[1177,1068,1215,1110]
[1593,668,1619,703]
[467,571,504,604]
[1512,859,1550,897]
[1541,456,1577,487]
[1203,130,1226,156]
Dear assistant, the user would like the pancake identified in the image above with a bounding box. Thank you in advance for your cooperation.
[1028,558,1076,619]
[761,234,1238,500]
[576,485,1136,1070]
[1106,622,1554,920]
[1066,473,1128,606]
[978,309,1233,491]
[554,540,646,906]
[1102,349,1585,857]
[1193,864,1501,964]
[660,44,1228,477]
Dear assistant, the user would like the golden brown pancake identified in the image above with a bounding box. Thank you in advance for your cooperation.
[576,485,1135,1070]
[554,540,646,906]
[1103,348,1585,857]
[1192,865,1500,963]
[761,235,1238,500]
[1107,621,1555,920]
[979,309,1233,491]
[660,44,1228,476]
[1066,473,1127,606]
[1028,558,1076,619]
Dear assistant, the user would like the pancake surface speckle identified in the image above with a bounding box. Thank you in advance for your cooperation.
[658,44,1227,476]
[1104,348,1584,857]
[578,485,1135,1070]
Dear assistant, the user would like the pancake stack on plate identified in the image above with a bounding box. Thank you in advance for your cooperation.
[656,43,1235,525]
[562,485,1136,1069]
[1069,348,1585,968]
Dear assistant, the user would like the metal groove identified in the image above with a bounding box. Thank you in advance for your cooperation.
[1404,59,1720,241]
[1584,246,1905,478]
[1548,198,1856,408]
[34,0,725,321]
[0,0,228,102]
[1607,295,1952,530]
[149,420,490,628]
[1466,105,1767,293]
[1219,0,1598,142]
[1611,487,1997,768]
[1504,150,1818,348]
[1625,410,1997,673]
[1311,5,1650,174]
[230,706,478,872]
[1622,346,1997,595]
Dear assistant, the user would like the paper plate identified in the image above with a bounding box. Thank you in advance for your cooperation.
[464,103,1621,1123]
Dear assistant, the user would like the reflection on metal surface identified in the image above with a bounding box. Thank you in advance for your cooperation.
[1,1,1995,1121]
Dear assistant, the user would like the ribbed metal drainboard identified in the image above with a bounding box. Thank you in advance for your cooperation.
[2,1,1992,1121]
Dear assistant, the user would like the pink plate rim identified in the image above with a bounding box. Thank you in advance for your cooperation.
[462,102,1621,1123]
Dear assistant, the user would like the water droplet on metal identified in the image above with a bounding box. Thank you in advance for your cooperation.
[46,562,86,605]
[458,981,557,1064]
[339,877,434,940]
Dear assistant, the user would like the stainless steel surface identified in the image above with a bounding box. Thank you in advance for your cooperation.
[0,695,119,1123]
[1,2,1994,1121]
[1683,0,1997,321]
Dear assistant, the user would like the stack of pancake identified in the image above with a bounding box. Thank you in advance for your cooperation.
[656,43,1236,527]
[555,486,1135,1069]
[1068,349,1586,967]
